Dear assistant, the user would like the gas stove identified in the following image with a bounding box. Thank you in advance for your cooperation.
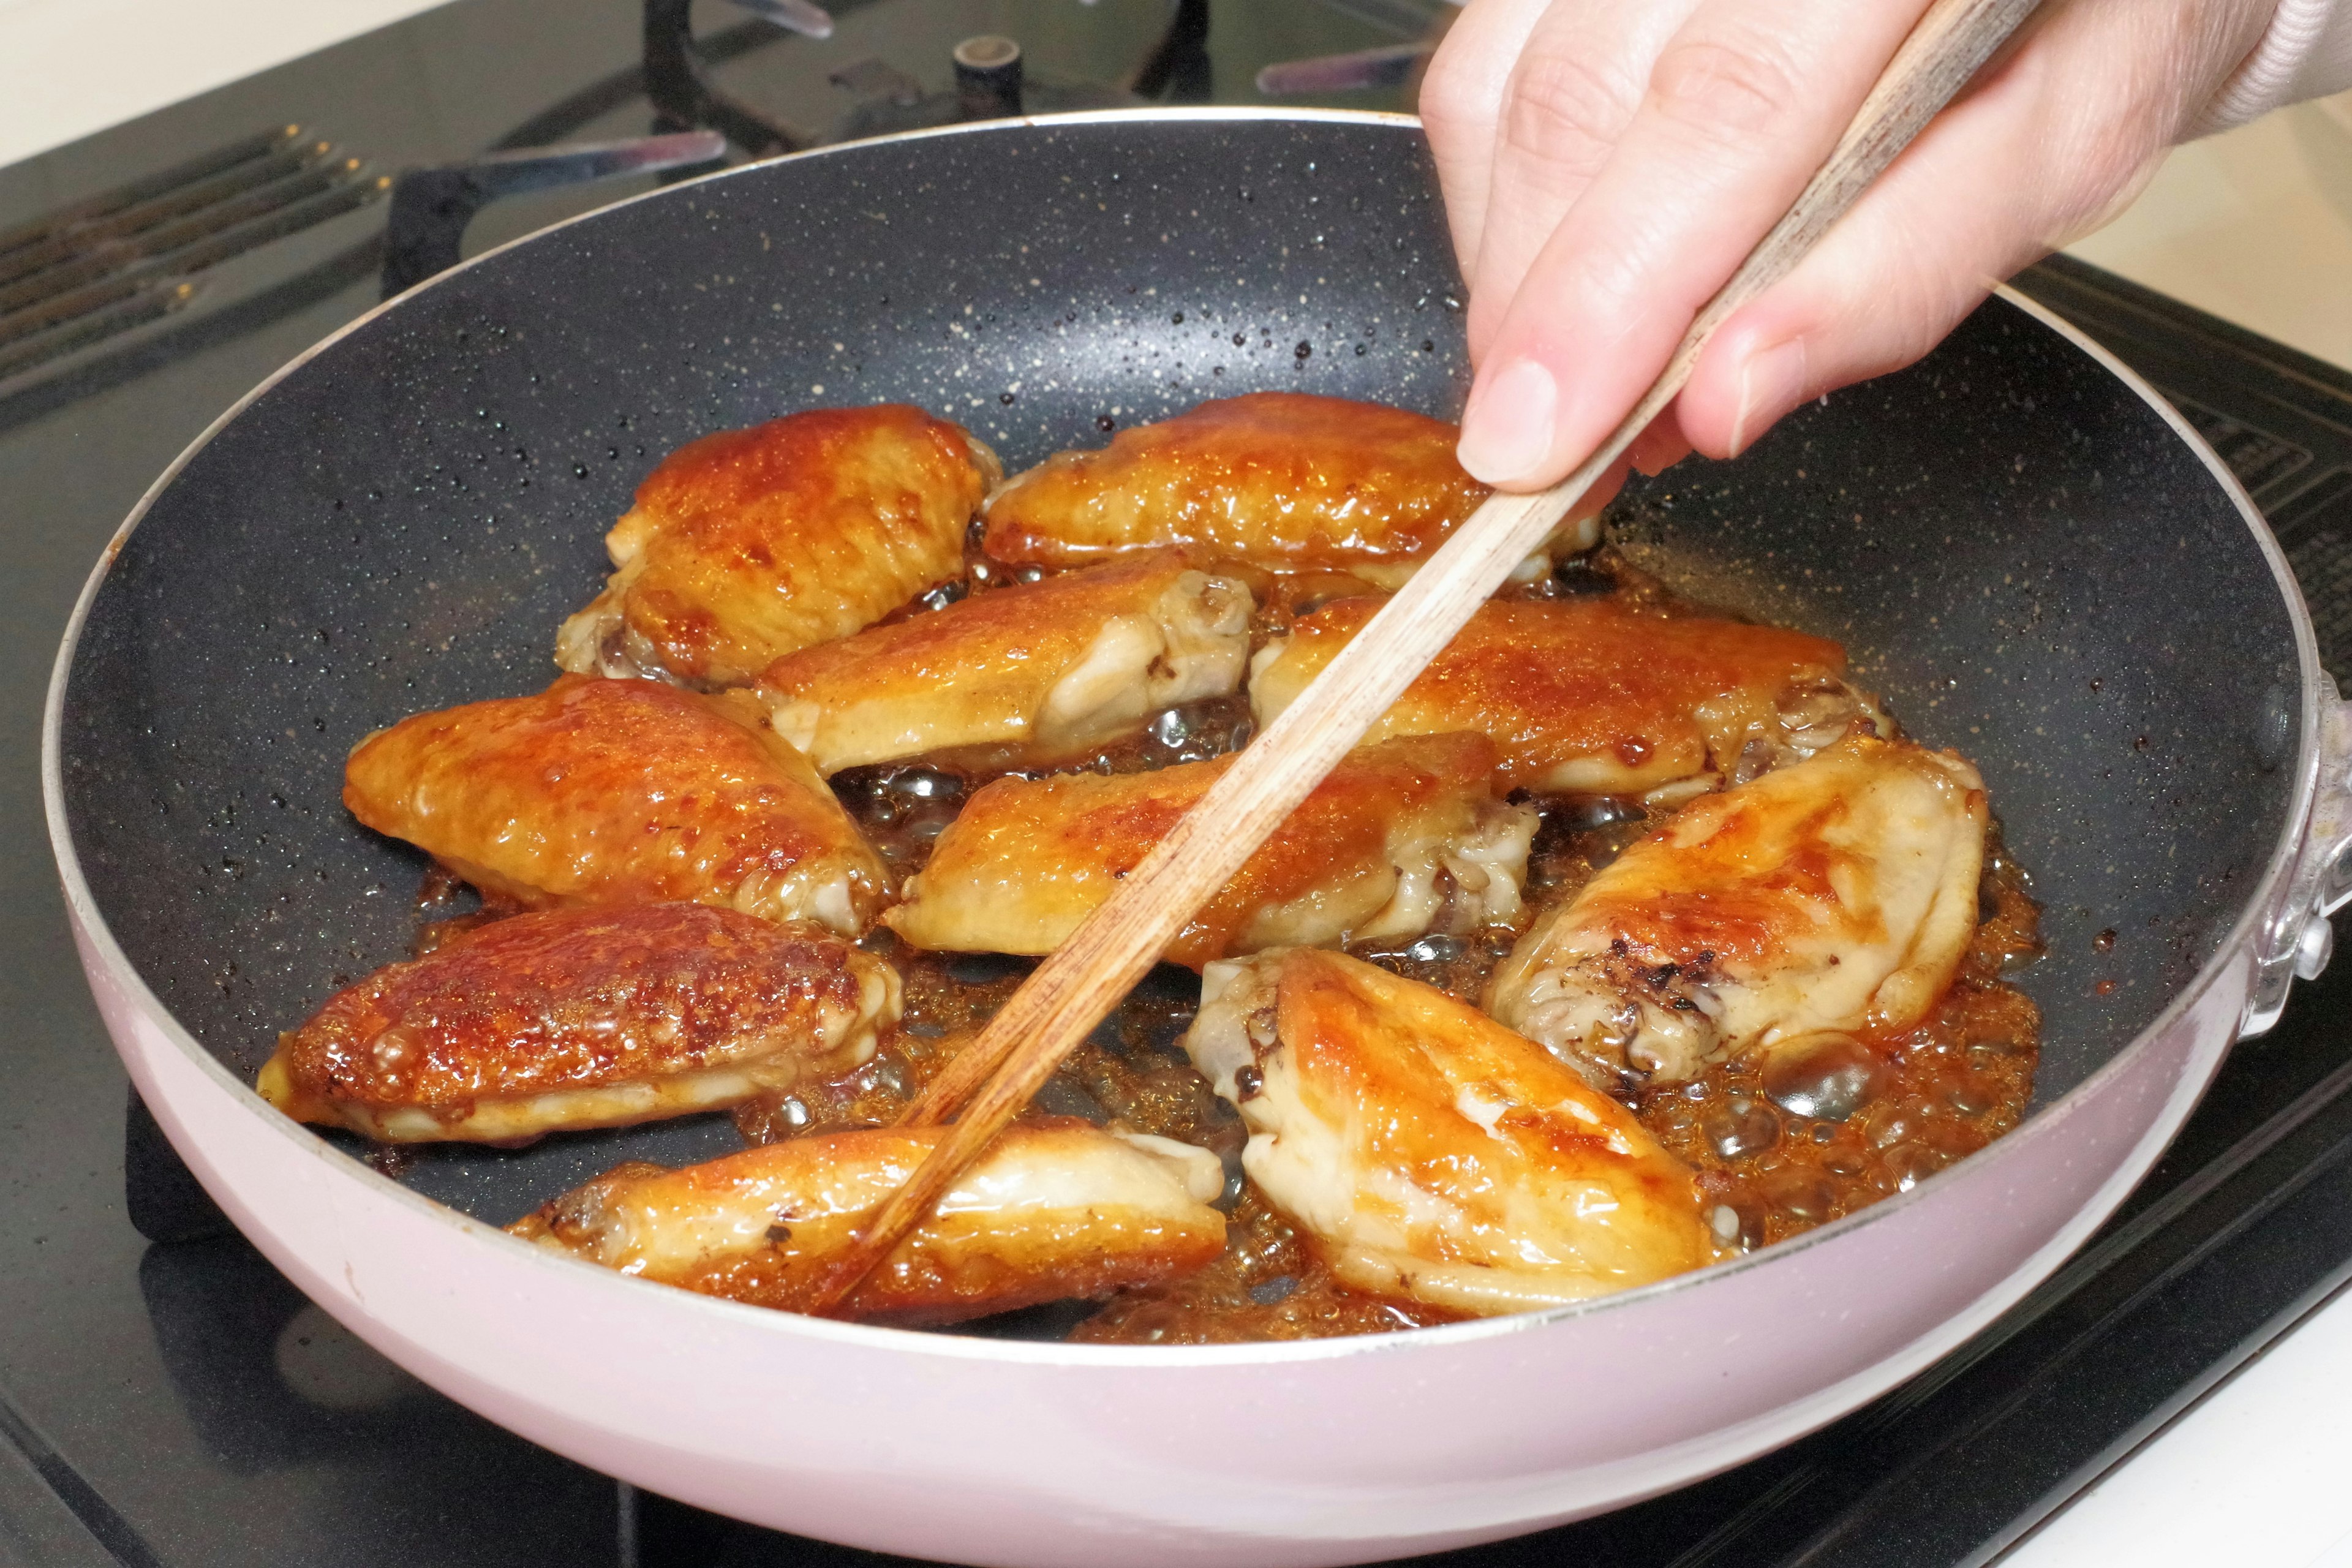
[4,3,2350,1564]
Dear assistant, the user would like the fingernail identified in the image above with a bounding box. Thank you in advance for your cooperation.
[1458,358,1559,486]
[1728,337,1810,457]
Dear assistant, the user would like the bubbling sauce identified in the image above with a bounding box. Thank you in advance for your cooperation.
[421,547,2041,1344]
[715,549,2047,1342]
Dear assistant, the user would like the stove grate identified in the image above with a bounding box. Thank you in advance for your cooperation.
[2277,472,2352,686]
[0,127,385,388]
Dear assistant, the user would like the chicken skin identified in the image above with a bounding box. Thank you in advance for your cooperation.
[510,1119,1227,1325]
[980,393,1623,588]
[759,551,1251,775]
[1184,949,1713,1316]
[344,675,890,935]
[1486,737,1988,1088]
[556,405,998,687]
[885,733,1536,967]
[258,904,899,1143]
[1250,597,1874,797]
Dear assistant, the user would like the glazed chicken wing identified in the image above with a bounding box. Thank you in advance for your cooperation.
[981,392,1622,588]
[344,675,889,934]
[759,550,1251,774]
[885,732,1536,967]
[556,405,998,687]
[258,904,899,1143]
[1486,736,1988,1088]
[511,1118,1226,1325]
[1251,597,1875,797]
[1184,948,1712,1315]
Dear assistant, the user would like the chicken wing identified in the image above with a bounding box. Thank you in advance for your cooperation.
[510,1118,1227,1325]
[759,550,1251,774]
[1250,597,1874,797]
[258,904,899,1143]
[1183,948,1712,1315]
[556,405,997,687]
[885,732,1536,967]
[344,674,890,934]
[980,393,1623,587]
[1486,736,1988,1088]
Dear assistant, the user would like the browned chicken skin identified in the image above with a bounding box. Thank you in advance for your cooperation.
[257,903,900,1143]
[1185,949,1714,1315]
[981,393,1624,586]
[344,675,890,934]
[1487,736,1989,1087]
[511,1118,1227,1325]
[556,405,998,687]
[758,550,1251,775]
[886,732,1536,967]
[1251,597,1870,796]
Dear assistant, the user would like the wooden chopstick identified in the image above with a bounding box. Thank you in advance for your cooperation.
[808,0,2045,1315]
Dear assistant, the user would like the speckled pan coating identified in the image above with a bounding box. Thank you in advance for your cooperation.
[43,111,2327,1564]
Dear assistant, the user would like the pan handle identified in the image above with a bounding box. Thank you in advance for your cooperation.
[2242,680,2352,1037]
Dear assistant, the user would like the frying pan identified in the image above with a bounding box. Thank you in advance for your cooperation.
[42,110,2352,1566]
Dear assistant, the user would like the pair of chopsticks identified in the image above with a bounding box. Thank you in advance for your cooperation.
[809,0,2046,1313]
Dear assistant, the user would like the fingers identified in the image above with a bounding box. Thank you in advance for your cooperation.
[1420,0,1558,285]
[1464,0,1700,361]
[1456,0,1936,490]
[1672,0,2276,458]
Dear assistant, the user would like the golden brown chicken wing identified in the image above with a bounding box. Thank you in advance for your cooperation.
[1485,736,1988,1088]
[981,393,1623,587]
[258,904,900,1143]
[1184,948,1713,1315]
[758,550,1251,775]
[1250,597,1874,797]
[884,733,1535,967]
[344,675,889,933]
[556,405,998,687]
[510,1118,1227,1325]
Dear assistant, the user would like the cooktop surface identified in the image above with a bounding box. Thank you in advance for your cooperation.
[4,2,2350,1564]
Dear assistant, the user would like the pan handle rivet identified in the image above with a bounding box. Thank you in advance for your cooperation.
[2294,915,2334,982]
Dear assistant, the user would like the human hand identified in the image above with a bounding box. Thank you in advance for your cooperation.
[1421,0,2282,490]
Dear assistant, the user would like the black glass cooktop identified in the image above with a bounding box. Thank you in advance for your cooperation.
[3,3,2349,1564]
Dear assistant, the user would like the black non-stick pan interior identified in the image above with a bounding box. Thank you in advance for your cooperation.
[58,113,2302,1230]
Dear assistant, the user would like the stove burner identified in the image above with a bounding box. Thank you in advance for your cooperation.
[388,0,1222,306]
[644,0,1208,153]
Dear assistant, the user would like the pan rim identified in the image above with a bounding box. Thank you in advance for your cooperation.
[39,106,2327,1368]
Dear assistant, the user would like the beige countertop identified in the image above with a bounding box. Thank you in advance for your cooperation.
[2070,96,2352,372]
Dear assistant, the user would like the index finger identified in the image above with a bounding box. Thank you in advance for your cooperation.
[1455,0,1934,490]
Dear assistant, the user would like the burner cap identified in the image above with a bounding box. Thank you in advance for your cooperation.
[952,35,1020,72]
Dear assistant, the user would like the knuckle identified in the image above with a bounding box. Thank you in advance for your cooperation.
[1501,48,1634,179]
[1647,35,1801,141]
[1416,48,1487,149]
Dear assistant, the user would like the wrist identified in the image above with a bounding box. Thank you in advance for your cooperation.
[2193,0,2352,133]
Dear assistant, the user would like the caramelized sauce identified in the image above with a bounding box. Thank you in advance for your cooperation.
[1071,1190,1464,1345]
[421,551,2047,1344]
[1630,843,2040,1250]
[411,864,518,956]
[748,710,2041,1343]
